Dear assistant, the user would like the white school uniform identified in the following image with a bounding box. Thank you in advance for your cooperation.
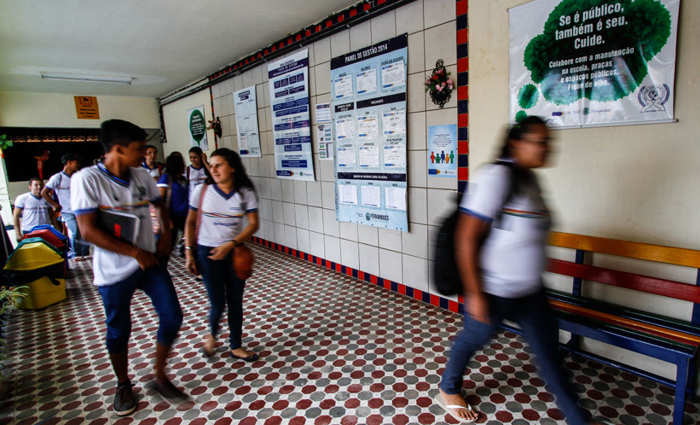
[71,163,162,286]
[15,193,53,233]
[188,184,257,248]
[186,165,207,200]
[45,171,73,214]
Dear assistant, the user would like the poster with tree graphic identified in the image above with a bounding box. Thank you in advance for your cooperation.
[509,0,679,128]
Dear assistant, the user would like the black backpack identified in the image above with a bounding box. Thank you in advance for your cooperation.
[433,161,519,296]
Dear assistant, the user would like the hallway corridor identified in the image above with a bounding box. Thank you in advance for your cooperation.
[2,245,698,425]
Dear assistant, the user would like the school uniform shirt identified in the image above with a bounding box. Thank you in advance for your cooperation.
[142,162,161,180]
[460,160,552,298]
[15,193,53,233]
[157,174,189,218]
[188,184,257,248]
[45,171,73,214]
[186,165,207,199]
[71,163,162,286]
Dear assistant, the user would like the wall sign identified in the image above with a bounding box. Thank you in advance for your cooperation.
[428,124,457,178]
[331,34,408,232]
[267,50,315,181]
[233,86,262,157]
[187,105,208,150]
[74,96,100,120]
[509,0,679,128]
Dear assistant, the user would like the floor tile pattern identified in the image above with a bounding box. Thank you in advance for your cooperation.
[1,245,698,424]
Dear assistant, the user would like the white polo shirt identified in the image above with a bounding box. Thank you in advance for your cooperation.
[15,193,53,233]
[45,171,73,214]
[71,163,162,286]
[186,165,207,199]
[461,161,551,298]
[188,184,257,248]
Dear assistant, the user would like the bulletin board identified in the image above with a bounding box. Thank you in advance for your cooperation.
[331,34,408,232]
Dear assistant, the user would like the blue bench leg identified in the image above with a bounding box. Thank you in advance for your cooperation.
[674,357,689,425]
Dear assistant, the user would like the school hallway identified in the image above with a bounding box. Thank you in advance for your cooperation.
[2,244,698,425]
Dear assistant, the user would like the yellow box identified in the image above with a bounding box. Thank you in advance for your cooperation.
[16,276,66,310]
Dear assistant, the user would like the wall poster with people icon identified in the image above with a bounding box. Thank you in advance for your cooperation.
[427,124,457,178]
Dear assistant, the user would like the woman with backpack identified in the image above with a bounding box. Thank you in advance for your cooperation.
[183,148,259,361]
[436,116,601,424]
[157,153,189,251]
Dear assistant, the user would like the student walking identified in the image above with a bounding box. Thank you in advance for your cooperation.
[436,116,602,425]
[184,148,259,361]
[157,153,189,253]
[72,120,185,416]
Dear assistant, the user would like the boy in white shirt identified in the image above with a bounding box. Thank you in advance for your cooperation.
[13,177,57,241]
[72,119,185,416]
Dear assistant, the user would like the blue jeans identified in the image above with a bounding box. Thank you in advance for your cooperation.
[440,289,591,425]
[97,262,183,353]
[61,212,90,257]
[198,246,246,350]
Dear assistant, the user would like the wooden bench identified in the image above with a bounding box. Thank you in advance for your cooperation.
[544,232,700,425]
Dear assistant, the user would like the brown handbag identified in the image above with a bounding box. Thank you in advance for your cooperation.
[196,184,255,280]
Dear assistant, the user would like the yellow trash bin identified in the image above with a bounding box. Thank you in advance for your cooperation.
[3,238,66,310]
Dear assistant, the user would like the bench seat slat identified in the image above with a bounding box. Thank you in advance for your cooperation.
[547,259,700,304]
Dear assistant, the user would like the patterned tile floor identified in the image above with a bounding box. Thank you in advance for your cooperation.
[1,244,699,425]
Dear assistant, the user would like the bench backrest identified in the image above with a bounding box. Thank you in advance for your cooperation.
[546,232,700,326]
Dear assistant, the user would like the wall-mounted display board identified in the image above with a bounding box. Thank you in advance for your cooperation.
[233,86,262,157]
[187,105,208,150]
[267,50,315,181]
[509,0,679,128]
[331,34,408,232]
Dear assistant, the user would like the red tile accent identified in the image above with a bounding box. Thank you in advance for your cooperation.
[398,284,406,295]
[458,294,465,304]
[326,20,333,28]
[287,38,292,45]
[296,34,302,41]
[350,9,357,17]
[346,267,353,276]
[335,264,342,272]
[458,167,469,181]
[363,3,371,11]
[265,49,269,55]
[457,29,468,45]
[457,0,468,16]
[279,42,284,49]
[378,0,386,4]
[305,30,311,37]
[317,257,322,265]
[458,86,469,100]
[384,280,391,290]
[448,300,459,313]
[370,275,378,284]
[458,141,469,154]
[430,294,439,306]
[271,46,276,52]
[338,15,345,23]
[414,289,422,301]
[316,25,322,33]
[458,113,469,128]
[358,271,365,280]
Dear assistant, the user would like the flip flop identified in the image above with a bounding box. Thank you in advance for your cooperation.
[230,351,259,362]
[435,392,478,423]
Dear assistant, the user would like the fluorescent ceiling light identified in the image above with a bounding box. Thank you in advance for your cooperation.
[40,72,133,85]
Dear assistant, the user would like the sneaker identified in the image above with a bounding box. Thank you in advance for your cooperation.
[113,381,136,416]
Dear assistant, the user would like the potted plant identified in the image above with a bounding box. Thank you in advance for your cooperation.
[0,285,25,396]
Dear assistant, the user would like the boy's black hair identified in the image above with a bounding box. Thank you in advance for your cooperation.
[99,120,147,152]
[145,145,158,152]
[61,153,78,164]
[189,146,203,155]
[28,177,43,185]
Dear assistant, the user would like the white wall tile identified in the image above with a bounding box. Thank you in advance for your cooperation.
[425,22,457,68]
[281,180,295,203]
[260,198,273,222]
[297,228,310,254]
[321,182,335,210]
[427,188,458,227]
[408,112,426,151]
[285,225,298,249]
[350,20,372,51]
[262,219,273,241]
[320,160,335,182]
[408,150,427,188]
[427,224,439,262]
[310,231,325,258]
[330,30,351,58]
[255,84,265,108]
[254,217,265,239]
[257,106,267,132]
[270,178,282,201]
[403,255,429,292]
[294,181,308,205]
[283,202,296,225]
[358,225,378,246]
[340,239,359,269]
[378,228,402,251]
[307,181,322,207]
[295,204,309,230]
[371,11,396,44]
[263,82,270,108]
[379,249,402,283]
[408,32,426,75]
[248,157,260,177]
[397,0,424,35]
[308,66,317,97]
[359,244,380,276]
[339,222,358,242]
[402,223,428,258]
[272,200,284,224]
[407,73,426,112]
[314,37,331,65]
[249,65,263,85]
[233,75,243,91]
[314,62,331,95]
[308,206,324,234]
[242,70,254,88]
[408,188,427,224]
[273,222,285,244]
[324,235,341,263]
[323,209,339,237]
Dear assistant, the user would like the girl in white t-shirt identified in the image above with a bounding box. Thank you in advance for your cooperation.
[184,148,259,362]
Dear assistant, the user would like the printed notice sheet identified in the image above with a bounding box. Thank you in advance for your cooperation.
[267,50,315,181]
[317,123,333,161]
[234,86,262,157]
[428,124,457,178]
[331,34,409,231]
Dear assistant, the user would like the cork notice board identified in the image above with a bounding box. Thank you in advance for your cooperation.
[74,96,100,119]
